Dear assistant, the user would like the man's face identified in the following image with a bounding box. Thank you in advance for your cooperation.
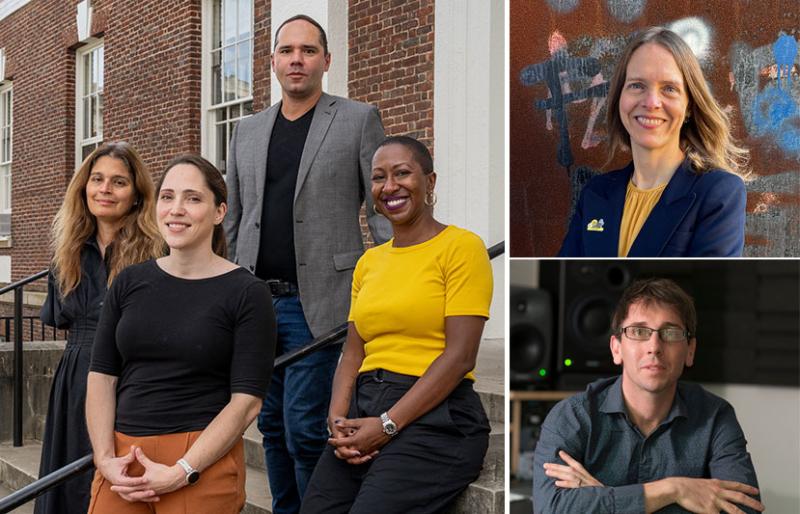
[271,19,330,100]
[610,300,696,396]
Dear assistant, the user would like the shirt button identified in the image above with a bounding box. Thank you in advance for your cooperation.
[255,222,260,228]
[296,219,303,223]
[249,265,255,271]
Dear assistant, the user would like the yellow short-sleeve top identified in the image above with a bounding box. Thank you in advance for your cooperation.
[618,180,668,257]
[348,225,493,380]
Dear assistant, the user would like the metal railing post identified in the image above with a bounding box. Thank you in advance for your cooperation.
[13,286,23,447]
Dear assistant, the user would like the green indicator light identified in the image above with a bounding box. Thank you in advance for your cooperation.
[564,358,573,367]
[539,368,547,377]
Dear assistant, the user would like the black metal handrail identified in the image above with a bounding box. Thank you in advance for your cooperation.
[1,269,49,450]
[1,316,67,343]
[0,242,505,512]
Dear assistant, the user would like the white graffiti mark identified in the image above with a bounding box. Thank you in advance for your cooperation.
[606,0,646,24]
[582,73,608,149]
[668,17,712,63]
[546,0,580,13]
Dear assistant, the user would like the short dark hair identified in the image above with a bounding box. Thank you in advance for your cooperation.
[611,278,697,338]
[158,155,228,259]
[273,14,329,55]
[375,136,434,175]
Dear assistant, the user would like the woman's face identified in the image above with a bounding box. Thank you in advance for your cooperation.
[85,156,136,224]
[156,163,225,253]
[618,43,690,158]
[371,144,435,227]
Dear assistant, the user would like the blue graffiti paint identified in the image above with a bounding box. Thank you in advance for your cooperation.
[773,33,798,85]
[751,85,800,158]
[520,54,609,169]
[546,0,581,13]
[752,85,798,135]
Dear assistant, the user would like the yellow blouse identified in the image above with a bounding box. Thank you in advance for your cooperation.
[618,180,668,257]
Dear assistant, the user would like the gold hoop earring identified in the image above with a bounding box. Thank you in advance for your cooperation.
[424,191,437,207]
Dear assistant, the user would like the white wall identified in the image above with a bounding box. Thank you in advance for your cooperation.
[270,0,348,104]
[434,0,505,339]
[0,0,30,22]
[703,383,800,513]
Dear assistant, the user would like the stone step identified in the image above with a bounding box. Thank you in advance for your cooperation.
[0,482,33,514]
[0,441,273,514]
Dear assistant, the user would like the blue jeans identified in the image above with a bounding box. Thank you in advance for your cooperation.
[258,294,340,514]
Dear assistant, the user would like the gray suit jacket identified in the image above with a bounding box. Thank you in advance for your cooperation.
[224,92,392,337]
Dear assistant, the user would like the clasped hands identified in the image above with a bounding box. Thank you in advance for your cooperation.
[327,416,390,465]
[544,450,765,514]
[97,446,186,503]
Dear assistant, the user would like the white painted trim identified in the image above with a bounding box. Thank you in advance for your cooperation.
[200,0,213,162]
[0,0,31,23]
[76,0,93,43]
[0,48,5,82]
[434,0,505,339]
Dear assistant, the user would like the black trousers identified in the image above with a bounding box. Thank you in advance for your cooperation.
[300,369,490,514]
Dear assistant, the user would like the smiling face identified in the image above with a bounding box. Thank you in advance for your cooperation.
[271,19,330,100]
[371,143,436,228]
[619,43,690,159]
[157,163,226,254]
[85,156,136,225]
[610,300,696,398]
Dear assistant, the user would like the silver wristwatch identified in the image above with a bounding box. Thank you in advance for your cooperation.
[380,411,398,437]
[177,458,200,485]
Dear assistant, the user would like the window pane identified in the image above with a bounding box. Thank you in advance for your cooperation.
[83,97,91,139]
[216,121,227,172]
[91,50,99,94]
[97,93,104,136]
[212,0,222,49]
[237,41,251,98]
[83,55,91,97]
[224,0,237,46]
[238,0,251,39]
[223,45,236,102]
[90,95,97,137]
[212,50,222,104]
[230,103,240,119]
[82,144,95,162]
[243,100,253,116]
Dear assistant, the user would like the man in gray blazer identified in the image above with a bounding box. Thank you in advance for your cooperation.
[223,14,391,514]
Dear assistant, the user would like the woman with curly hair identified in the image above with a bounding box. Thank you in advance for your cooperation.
[35,142,162,514]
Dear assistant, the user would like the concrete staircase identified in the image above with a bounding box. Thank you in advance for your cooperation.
[0,338,504,513]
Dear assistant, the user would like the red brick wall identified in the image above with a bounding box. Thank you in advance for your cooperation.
[252,0,271,112]
[348,0,435,146]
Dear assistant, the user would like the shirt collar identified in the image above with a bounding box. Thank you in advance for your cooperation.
[600,375,689,424]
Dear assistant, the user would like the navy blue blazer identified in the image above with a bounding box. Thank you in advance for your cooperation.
[558,161,746,257]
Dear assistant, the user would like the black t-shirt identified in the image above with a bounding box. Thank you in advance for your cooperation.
[256,106,315,284]
[90,260,276,436]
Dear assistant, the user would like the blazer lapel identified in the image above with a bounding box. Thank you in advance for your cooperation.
[628,160,698,256]
[583,165,630,256]
[295,93,337,202]
[255,104,280,202]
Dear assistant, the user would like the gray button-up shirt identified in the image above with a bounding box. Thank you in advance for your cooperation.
[532,376,760,513]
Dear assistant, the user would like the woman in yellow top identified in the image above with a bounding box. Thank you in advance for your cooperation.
[558,26,749,257]
[300,136,493,513]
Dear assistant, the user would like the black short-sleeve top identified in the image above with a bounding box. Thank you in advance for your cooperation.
[90,260,276,436]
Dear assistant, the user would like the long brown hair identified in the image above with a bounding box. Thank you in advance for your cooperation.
[51,142,163,296]
[157,155,228,258]
[605,26,749,177]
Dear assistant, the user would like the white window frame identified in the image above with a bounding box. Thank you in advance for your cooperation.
[75,39,104,166]
[0,82,12,229]
[201,0,254,174]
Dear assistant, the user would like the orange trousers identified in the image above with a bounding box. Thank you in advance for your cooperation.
[87,431,246,514]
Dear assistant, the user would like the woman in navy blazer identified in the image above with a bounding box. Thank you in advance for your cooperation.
[559,27,748,257]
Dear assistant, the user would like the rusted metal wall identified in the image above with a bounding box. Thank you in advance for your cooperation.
[510,0,800,256]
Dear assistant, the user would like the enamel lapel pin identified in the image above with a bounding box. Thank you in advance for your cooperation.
[587,218,604,232]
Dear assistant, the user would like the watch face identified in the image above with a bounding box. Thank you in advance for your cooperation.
[384,420,397,435]
[187,470,200,484]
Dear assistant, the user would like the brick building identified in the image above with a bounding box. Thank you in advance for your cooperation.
[0,0,506,337]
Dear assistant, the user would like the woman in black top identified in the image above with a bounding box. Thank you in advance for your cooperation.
[85,155,276,513]
[36,142,162,514]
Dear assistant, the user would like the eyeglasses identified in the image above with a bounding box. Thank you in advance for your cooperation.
[618,326,691,343]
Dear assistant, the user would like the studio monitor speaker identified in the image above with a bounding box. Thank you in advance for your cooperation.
[510,286,552,386]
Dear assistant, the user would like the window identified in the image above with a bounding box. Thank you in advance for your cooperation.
[76,41,103,164]
[0,83,11,235]
[204,0,253,173]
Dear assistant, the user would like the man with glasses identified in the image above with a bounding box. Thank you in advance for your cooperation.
[532,278,764,514]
